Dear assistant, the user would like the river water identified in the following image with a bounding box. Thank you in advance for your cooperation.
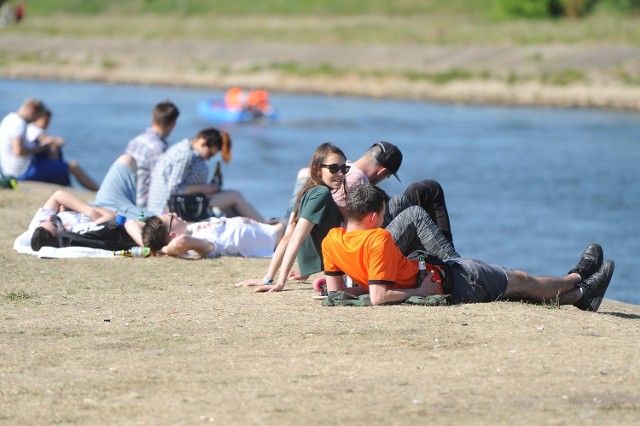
[1,78,639,304]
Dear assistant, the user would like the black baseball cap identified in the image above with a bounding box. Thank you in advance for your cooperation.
[371,141,402,182]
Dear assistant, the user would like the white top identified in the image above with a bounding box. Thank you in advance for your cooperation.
[188,216,278,258]
[26,123,45,147]
[0,112,30,176]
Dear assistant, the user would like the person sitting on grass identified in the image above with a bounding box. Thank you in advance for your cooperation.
[238,142,459,292]
[124,100,180,209]
[0,99,99,191]
[321,183,614,312]
[147,127,265,221]
[284,141,460,274]
[236,142,347,292]
[135,213,284,258]
[26,106,99,191]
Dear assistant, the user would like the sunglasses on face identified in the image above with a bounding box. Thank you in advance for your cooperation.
[321,164,350,174]
[168,212,175,232]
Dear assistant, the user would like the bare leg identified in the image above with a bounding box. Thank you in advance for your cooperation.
[208,190,265,222]
[116,154,137,171]
[68,160,99,191]
[504,270,582,305]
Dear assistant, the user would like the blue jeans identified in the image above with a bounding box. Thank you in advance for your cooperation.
[93,161,153,219]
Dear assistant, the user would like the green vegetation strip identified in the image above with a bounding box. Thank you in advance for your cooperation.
[5,1,640,45]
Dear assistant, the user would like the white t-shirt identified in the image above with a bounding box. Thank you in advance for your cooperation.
[0,112,31,176]
[26,123,44,148]
[188,217,278,258]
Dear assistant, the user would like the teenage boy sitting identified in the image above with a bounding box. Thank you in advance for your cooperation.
[321,183,614,312]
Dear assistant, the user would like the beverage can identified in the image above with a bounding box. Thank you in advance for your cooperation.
[115,214,127,226]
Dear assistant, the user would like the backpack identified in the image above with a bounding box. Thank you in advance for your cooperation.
[59,220,137,251]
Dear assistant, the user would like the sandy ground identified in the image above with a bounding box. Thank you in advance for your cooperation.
[2,34,640,110]
[1,182,639,425]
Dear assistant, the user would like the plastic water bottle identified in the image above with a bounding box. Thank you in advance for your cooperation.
[113,247,152,258]
[343,275,354,288]
[418,256,427,271]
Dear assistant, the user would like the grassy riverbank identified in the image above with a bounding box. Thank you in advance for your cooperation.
[1,182,640,424]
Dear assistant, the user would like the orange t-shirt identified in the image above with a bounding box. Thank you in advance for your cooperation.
[322,227,419,289]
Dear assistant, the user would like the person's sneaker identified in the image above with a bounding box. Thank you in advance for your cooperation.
[575,260,615,312]
[568,243,603,281]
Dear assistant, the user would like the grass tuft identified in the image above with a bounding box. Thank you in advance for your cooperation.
[2,289,35,301]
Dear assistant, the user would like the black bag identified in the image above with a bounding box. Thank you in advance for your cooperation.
[60,220,137,251]
[167,193,211,222]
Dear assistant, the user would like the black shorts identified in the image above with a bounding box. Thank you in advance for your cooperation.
[447,258,509,303]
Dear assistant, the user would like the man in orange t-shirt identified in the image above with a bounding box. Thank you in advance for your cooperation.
[322,184,614,311]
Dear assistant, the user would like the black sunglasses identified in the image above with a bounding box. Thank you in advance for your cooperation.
[168,213,174,232]
[321,164,350,174]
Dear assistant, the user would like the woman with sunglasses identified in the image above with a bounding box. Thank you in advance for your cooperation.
[237,142,349,293]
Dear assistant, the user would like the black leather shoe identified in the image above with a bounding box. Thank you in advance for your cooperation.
[568,243,603,281]
[575,260,615,312]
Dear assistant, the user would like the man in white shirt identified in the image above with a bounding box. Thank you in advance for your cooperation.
[0,98,47,177]
[0,99,98,190]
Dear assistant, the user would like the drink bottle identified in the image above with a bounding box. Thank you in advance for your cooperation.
[212,161,223,188]
[343,275,354,288]
[113,247,152,258]
[418,256,426,271]
[138,211,145,221]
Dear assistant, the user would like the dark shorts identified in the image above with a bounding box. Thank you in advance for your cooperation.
[18,159,70,187]
[447,258,509,303]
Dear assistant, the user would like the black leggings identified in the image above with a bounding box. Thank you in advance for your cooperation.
[403,179,454,244]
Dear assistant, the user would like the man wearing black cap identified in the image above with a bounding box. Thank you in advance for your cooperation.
[332,141,456,247]
[283,140,459,282]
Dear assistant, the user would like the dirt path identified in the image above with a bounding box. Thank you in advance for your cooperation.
[2,34,640,109]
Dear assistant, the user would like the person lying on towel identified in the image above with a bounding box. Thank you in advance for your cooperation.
[128,213,285,259]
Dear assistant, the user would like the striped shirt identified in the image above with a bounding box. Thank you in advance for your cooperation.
[124,128,168,208]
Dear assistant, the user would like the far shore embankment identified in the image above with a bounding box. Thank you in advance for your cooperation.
[1,34,640,111]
